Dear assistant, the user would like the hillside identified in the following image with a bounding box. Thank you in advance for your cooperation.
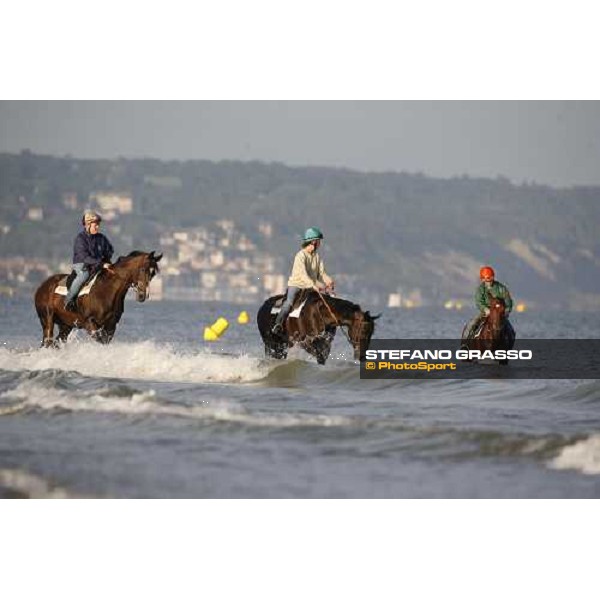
[1,151,599,308]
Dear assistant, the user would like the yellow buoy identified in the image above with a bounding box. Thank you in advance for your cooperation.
[212,317,229,336]
[516,303,527,313]
[203,326,219,341]
[203,317,229,341]
[237,310,250,324]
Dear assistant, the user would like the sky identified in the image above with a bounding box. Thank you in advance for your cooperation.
[1,101,599,188]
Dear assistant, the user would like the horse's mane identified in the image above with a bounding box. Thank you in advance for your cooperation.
[488,293,506,307]
[115,251,146,264]
[318,294,362,317]
[115,251,160,267]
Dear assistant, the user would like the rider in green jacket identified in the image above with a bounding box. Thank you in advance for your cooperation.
[464,265,514,339]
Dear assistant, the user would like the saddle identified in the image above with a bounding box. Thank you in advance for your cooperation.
[270,289,311,318]
[464,315,516,346]
[54,271,100,297]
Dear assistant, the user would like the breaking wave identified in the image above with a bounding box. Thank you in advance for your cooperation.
[0,340,267,384]
[0,378,353,428]
[0,468,79,499]
[549,434,600,475]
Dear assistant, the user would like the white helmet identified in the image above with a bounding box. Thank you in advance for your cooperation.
[82,211,102,226]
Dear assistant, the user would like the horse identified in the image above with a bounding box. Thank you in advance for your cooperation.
[34,251,162,347]
[460,292,515,365]
[257,290,380,365]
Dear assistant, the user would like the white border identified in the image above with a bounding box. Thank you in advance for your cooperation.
[2,501,598,599]
[2,1,599,99]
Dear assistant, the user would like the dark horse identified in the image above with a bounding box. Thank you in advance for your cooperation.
[34,251,162,347]
[257,290,380,364]
[460,292,515,365]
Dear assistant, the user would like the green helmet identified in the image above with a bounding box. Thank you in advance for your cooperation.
[302,227,324,243]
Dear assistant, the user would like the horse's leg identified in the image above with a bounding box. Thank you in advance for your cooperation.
[103,328,116,344]
[265,338,288,360]
[56,322,73,344]
[314,337,333,365]
[498,322,513,366]
[92,328,111,344]
[97,319,116,344]
[98,327,114,344]
[316,346,329,365]
[83,317,105,343]
[299,337,325,364]
[37,307,56,348]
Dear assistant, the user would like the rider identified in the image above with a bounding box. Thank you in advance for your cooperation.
[271,226,335,335]
[64,211,115,311]
[464,265,514,340]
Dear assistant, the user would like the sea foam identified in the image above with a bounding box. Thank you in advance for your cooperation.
[0,340,266,384]
[549,434,600,475]
[0,379,353,428]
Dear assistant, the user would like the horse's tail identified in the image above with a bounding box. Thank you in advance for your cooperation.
[256,295,281,340]
[34,274,66,347]
[34,274,64,303]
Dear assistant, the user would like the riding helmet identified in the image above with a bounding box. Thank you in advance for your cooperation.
[82,211,102,226]
[302,227,324,243]
[480,266,495,281]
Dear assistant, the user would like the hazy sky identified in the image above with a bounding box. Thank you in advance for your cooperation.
[1,101,599,188]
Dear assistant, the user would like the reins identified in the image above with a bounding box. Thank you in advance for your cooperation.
[315,290,353,344]
[109,259,148,294]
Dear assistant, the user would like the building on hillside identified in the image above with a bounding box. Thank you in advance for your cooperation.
[157,221,284,303]
[62,193,78,210]
[89,191,133,220]
[27,207,44,221]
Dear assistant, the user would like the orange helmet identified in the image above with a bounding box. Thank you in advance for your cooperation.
[480,266,495,281]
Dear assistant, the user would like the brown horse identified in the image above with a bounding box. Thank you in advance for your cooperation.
[257,291,380,364]
[34,251,162,347]
[461,292,515,364]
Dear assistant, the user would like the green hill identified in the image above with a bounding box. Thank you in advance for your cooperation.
[1,151,599,309]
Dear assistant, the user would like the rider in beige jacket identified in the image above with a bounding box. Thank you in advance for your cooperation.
[271,227,335,335]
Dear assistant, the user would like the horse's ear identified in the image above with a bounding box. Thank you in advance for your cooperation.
[365,311,381,321]
[154,252,163,262]
[149,250,155,258]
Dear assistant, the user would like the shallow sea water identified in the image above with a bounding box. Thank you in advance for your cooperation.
[1,295,599,498]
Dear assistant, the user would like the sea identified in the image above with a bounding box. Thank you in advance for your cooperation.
[1,294,599,498]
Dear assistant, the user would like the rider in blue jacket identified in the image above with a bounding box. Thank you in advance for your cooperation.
[64,211,115,311]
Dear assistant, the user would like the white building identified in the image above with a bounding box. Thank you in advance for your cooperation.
[89,192,133,218]
[27,207,44,221]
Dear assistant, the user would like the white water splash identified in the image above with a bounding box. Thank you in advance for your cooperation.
[0,379,353,428]
[549,434,600,475]
[0,340,267,384]
[0,468,77,498]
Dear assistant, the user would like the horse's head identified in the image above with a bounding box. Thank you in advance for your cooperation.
[349,309,381,361]
[129,251,163,302]
[487,293,506,323]
[488,294,506,331]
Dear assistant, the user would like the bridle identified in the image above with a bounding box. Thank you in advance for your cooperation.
[316,290,359,346]
[131,262,158,300]
[487,299,505,336]
[110,259,156,300]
